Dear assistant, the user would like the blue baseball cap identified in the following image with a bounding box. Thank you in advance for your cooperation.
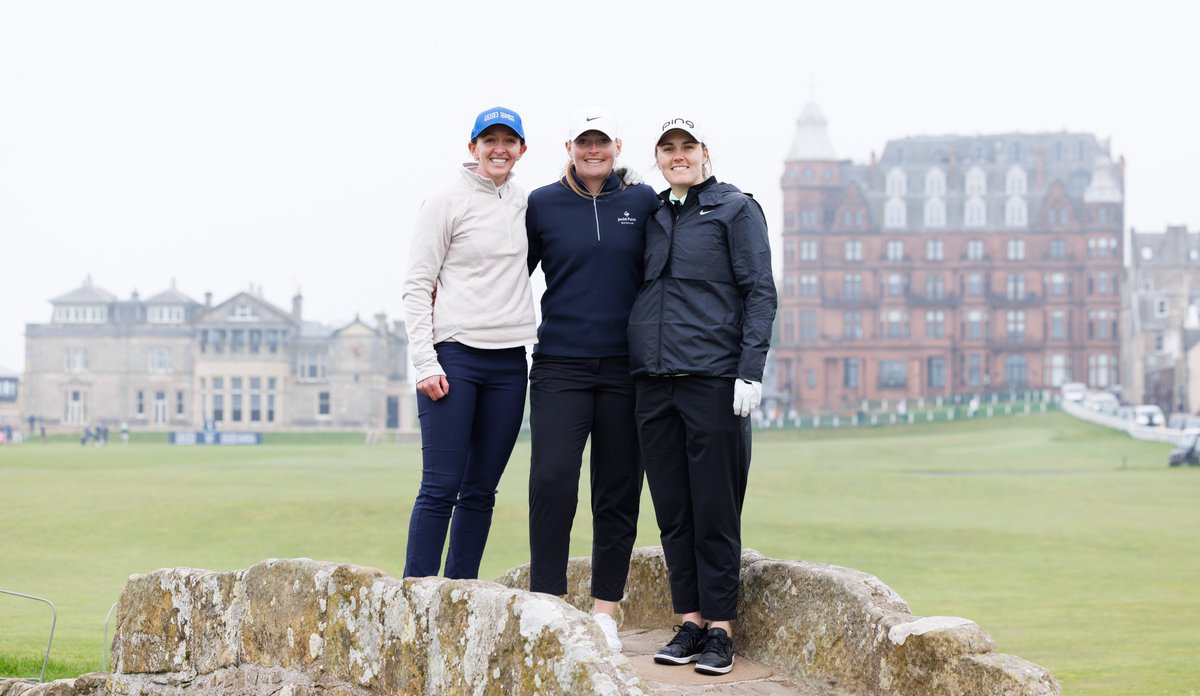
[471,106,525,141]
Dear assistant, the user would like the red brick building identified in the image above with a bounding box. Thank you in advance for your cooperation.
[772,103,1123,412]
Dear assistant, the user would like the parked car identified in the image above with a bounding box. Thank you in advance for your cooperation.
[1115,405,1135,421]
[1169,433,1200,466]
[1083,391,1120,415]
[1060,382,1087,402]
[1166,413,1200,431]
[1132,404,1165,427]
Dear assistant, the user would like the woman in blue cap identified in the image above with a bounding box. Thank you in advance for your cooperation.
[525,107,660,651]
[401,106,537,579]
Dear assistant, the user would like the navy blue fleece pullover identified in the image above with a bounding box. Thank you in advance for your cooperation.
[526,171,660,357]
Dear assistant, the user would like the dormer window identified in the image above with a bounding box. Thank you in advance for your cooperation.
[147,305,184,324]
[924,168,946,196]
[232,303,257,321]
[965,167,987,197]
[1005,167,1027,196]
[886,168,907,197]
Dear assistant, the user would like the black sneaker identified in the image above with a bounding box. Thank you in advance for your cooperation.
[694,627,734,675]
[653,621,707,665]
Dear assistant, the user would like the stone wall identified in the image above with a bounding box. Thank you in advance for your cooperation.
[3,549,1060,695]
[497,547,1061,696]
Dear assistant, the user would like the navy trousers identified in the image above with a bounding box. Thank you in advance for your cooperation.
[528,355,643,600]
[403,342,528,579]
[634,375,750,621]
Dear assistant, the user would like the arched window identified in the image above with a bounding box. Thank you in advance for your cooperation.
[924,197,946,228]
[965,167,987,196]
[886,168,907,197]
[964,197,987,228]
[924,168,946,196]
[1005,197,1028,228]
[1005,166,1027,196]
[885,197,907,229]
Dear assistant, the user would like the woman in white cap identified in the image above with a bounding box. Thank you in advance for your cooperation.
[525,107,660,651]
[627,117,777,674]
[401,106,537,579]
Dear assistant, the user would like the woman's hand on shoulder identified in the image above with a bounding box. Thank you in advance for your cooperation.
[417,374,450,401]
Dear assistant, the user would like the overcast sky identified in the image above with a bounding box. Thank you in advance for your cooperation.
[1,1,1196,373]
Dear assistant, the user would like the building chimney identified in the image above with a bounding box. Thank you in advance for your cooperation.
[292,293,303,322]
[204,292,213,308]
[375,312,388,334]
[1034,147,1045,190]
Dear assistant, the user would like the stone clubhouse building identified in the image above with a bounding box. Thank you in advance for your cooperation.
[22,277,412,433]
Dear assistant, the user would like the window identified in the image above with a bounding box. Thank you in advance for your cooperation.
[135,389,145,417]
[1088,353,1116,388]
[965,167,987,196]
[1046,354,1068,387]
[1050,310,1067,340]
[964,198,986,227]
[176,390,186,416]
[799,311,818,341]
[966,239,984,261]
[231,377,243,422]
[0,379,16,401]
[885,198,907,228]
[250,377,262,422]
[147,306,184,324]
[1050,238,1066,260]
[1005,197,1027,228]
[1154,333,1164,352]
[800,210,818,229]
[148,347,172,373]
[65,348,89,373]
[886,240,904,261]
[884,309,907,338]
[800,240,818,261]
[65,390,88,424]
[1093,273,1110,296]
[1155,299,1168,318]
[886,168,907,196]
[212,378,224,423]
[1006,273,1026,301]
[232,303,257,321]
[799,274,818,296]
[784,239,795,263]
[267,378,277,422]
[784,276,796,297]
[1088,237,1117,258]
[154,391,167,425]
[1089,310,1114,339]
[1007,238,1026,260]
[925,168,946,196]
[1004,355,1028,388]
[806,369,817,389]
[966,274,984,297]
[298,352,327,381]
[925,274,945,300]
[843,273,863,300]
[924,197,946,228]
[925,310,945,338]
[1006,311,1026,342]
[844,240,862,261]
[318,391,331,417]
[843,311,863,339]
[1048,273,1067,296]
[927,357,946,388]
[844,358,861,388]
[966,310,985,340]
[54,305,108,324]
[925,239,944,261]
[886,273,904,296]
[967,354,982,387]
[1005,166,1028,196]
[879,360,907,388]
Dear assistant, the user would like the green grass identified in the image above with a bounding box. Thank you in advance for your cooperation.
[1,413,1197,694]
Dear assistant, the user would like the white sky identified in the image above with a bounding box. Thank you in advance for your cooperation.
[1,0,1196,373]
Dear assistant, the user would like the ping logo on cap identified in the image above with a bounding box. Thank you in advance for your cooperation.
[662,118,695,131]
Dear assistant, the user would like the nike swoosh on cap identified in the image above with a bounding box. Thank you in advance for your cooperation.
[586,116,601,121]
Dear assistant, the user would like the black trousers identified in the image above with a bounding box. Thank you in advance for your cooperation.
[528,355,643,600]
[635,375,750,621]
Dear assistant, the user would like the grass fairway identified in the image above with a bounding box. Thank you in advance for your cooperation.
[1,413,1196,694]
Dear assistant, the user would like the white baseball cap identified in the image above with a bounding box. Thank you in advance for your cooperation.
[568,107,619,141]
[657,117,705,145]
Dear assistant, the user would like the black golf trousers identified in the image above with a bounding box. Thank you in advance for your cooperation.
[634,375,750,621]
[528,355,643,600]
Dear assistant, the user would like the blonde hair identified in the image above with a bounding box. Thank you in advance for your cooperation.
[559,160,627,199]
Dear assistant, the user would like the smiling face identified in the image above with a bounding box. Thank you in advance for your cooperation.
[567,129,621,192]
[468,125,527,186]
[655,129,708,193]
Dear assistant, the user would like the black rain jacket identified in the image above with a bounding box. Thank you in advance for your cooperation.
[627,177,777,380]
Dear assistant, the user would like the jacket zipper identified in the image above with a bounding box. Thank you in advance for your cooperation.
[655,210,673,374]
[592,196,601,243]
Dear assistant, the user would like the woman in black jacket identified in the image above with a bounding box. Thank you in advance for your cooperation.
[628,117,777,675]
